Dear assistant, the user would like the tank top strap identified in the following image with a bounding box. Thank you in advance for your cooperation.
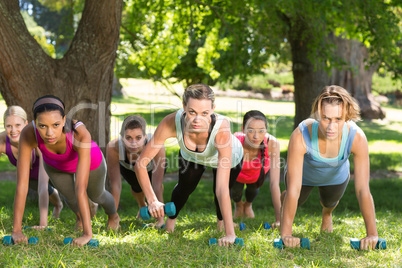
[298,121,313,155]
[118,136,126,161]
[343,121,358,156]
[5,135,17,166]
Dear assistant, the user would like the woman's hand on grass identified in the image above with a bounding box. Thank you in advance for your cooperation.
[31,225,47,230]
[360,235,379,250]
[282,235,300,248]
[71,234,92,247]
[12,231,28,244]
[218,234,236,247]
[271,221,280,230]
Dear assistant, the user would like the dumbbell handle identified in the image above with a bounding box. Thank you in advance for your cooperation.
[350,238,386,250]
[63,237,99,247]
[2,236,38,245]
[274,238,310,249]
[208,238,244,246]
[140,202,176,220]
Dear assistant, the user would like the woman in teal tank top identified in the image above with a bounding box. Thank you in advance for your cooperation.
[135,84,243,247]
[281,85,380,250]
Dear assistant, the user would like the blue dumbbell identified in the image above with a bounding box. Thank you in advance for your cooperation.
[263,223,271,230]
[208,237,244,246]
[350,238,386,250]
[63,237,99,247]
[273,238,310,249]
[141,223,166,229]
[24,226,53,231]
[239,223,245,231]
[2,236,39,245]
[140,202,176,220]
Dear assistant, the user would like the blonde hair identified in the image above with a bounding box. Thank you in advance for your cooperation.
[182,84,215,107]
[3,106,28,123]
[311,85,361,122]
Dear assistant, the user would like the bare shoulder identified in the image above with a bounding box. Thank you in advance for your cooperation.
[304,118,315,127]
[72,121,91,141]
[0,131,7,143]
[107,137,119,152]
[350,123,368,151]
[267,134,280,150]
[155,111,177,135]
[21,122,37,144]
[0,131,6,153]
[288,123,307,154]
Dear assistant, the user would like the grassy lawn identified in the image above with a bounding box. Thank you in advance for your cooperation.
[0,178,401,267]
[0,78,401,266]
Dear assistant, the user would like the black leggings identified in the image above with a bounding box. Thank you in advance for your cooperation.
[120,165,153,193]
[285,174,350,208]
[169,153,243,220]
[230,181,259,203]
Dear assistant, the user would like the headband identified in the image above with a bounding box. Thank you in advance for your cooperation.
[33,97,65,111]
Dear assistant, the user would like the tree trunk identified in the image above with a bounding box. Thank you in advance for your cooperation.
[289,19,329,129]
[330,37,385,120]
[0,0,123,149]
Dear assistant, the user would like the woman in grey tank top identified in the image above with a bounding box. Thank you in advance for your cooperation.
[107,115,166,227]
[135,84,243,247]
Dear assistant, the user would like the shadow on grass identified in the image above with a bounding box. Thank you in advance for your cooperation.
[357,121,402,142]
[349,152,402,172]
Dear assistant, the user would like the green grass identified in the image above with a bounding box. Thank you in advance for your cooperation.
[0,156,17,172]
[1,178,401,267]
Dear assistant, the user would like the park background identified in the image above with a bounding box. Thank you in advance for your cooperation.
[0,1,401,267]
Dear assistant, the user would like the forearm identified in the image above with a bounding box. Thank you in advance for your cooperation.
[216,186,235,236]
[270,182,281,222]
[110,179,122,211]
[152,171,164,203]
[13,186,29,233]
[38,188,49,226]
[280,190,299,237]
[357,191,378,236]
[135,167,158,203]
[76,189,92,237]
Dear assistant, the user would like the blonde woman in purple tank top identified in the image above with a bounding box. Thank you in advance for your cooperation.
[0,106,63,228]
[12,96,120,247]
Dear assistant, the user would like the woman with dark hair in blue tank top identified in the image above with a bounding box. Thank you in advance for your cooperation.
[281,85,379,250]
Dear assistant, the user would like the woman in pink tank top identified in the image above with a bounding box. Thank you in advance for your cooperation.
[232,110,281,229]
[0,106,63,228]
[12,96,120,247]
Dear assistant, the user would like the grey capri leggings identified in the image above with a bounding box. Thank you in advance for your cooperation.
[285,173,350,208]
[44,156,116,215]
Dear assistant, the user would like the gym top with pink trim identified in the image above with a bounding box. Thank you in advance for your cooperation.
[5,135,39,179]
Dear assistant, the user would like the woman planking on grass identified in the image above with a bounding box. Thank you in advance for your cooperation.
[0,106,63,228]
[107,115,166,227]
[281,85,379,250]
[232,110,281,228]
[12,95,120,247]
[135,83,243,246]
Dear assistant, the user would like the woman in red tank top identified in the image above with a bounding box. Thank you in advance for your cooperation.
[232,110,281,229]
